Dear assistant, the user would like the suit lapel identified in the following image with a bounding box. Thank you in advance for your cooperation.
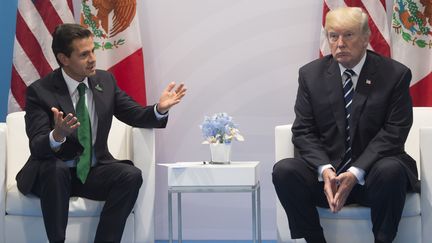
[52,69,79,142]
[88,74,106,144]
[88,75,103,120]
[325,59,346,137]
[350,52,376,141]
[53,69,75,115]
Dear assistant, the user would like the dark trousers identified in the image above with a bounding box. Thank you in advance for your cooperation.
[31,159,143,243]
[272,157,409,243]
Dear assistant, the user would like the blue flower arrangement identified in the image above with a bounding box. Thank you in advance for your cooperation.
[200,112,244,144]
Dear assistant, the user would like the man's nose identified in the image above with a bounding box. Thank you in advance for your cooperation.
[336,36,345,47]
[89,52,96,62]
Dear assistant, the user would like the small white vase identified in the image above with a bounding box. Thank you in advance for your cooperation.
[209,143,231,164]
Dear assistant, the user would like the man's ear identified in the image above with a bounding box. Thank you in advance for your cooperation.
[363,35,370,48]
[57,53,68,66]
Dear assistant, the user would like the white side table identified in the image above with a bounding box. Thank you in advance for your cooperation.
[162,161,261,243]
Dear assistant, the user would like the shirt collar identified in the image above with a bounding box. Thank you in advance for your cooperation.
[338,51,367,77]
[61,68,89,96]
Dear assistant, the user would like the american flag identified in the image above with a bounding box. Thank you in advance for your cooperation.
[9,0,148,113]
[9,0,75,113]
[320,0,390,57]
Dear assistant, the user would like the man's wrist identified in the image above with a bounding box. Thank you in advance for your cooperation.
[154,104,168,118]
[52,129,65,143]
[347,166,365,185]
[318,164,335,181]
[49,130,65,151]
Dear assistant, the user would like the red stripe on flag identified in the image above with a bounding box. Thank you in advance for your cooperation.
[322,2,330,27]
[108,49,147,106]
[11,66,27,110]
[34,1,64,33]
[67,0,74,13]
[344,0,390,57]
[15,12,53,77]
[410,73,432,106]
[320,2,330,58]
[368,27,390,56]
[344,0,385,6]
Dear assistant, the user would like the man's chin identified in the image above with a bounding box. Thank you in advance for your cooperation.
[335,57,352,67]
[87,70,96,77]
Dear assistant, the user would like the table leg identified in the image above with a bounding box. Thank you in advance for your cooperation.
[252,189,256,243]
[168,191,173,243]
[178,193,182,243]
[257,184,262,243]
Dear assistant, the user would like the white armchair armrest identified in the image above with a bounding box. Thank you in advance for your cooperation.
[275,125,293,161]
[420,127,432,243]
[0,123,6,243]
[275,124,298,243]
[131,127,155,243]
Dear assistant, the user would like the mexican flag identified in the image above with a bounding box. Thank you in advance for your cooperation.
[391,0,432,106]
[80,0,147,106]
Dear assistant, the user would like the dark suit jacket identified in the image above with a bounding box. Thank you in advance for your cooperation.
[292,50,419,191]
[16,68,168,194]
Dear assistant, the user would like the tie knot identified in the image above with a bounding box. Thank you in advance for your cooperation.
[77,83,87,96]
[344,69,355,78]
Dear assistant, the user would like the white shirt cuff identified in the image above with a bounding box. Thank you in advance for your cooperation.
[347,166,365,185]
[318,164,334,182]
[49,130,65,151]
[154,104,168,119]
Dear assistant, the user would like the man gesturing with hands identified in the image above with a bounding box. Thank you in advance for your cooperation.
[50,81,185,143]
[16,23,186,243]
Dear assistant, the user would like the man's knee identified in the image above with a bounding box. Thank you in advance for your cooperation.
[367,158,408,197]
[272,158,304,184]
[370,158,407,185]
[33,159,71,197]
[39,158,71,181]
[120,165,143,188]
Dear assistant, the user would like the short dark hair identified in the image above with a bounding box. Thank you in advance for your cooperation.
[52,23,93,66]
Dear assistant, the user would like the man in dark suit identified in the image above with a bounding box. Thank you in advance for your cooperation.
[272,7,418,243]
[16,23,186,243]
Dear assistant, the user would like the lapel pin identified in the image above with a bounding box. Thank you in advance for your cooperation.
[366,80,372,85]
[95,84,103,92]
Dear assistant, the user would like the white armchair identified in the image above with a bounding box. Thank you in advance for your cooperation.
[0,111,156,243]
[275,107,432,243]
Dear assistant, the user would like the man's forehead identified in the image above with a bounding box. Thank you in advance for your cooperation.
[71,37,94,51]
[327,25,360,33]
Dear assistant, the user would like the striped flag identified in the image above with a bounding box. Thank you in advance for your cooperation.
[9,0,147,113]
[8,0,75,113]
[80,0,147,106]
[320,0,391,57]
[391,0,432,106]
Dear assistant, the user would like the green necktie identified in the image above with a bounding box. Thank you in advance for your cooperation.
[76,83,92,183]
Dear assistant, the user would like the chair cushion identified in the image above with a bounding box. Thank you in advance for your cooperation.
[318,192,420,219]
[6,185,104,217]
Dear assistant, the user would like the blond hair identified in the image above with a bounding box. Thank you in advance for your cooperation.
[325,7,370,37]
